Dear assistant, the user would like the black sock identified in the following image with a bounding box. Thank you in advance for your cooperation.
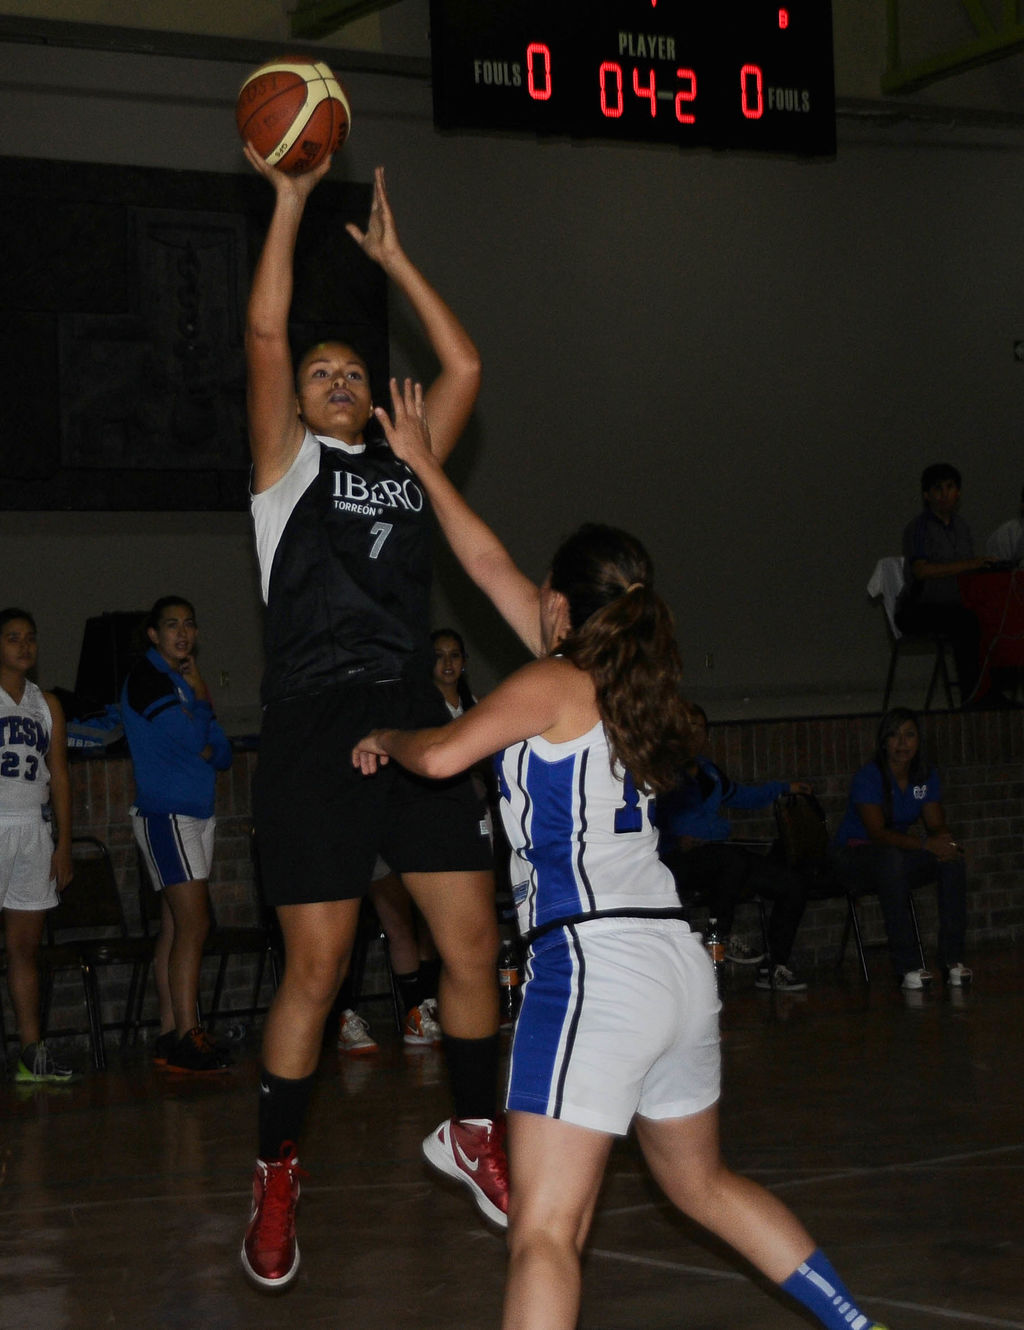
[257,1067,316,1161]
[395,970,423,1015]
[418,958,441,1001]
[442,1033,500,1120]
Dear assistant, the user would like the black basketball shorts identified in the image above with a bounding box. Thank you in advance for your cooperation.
[253,676,493,907]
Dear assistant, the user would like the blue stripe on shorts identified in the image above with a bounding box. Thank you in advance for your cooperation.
[506,927,586,1119]
[139,813,191,889]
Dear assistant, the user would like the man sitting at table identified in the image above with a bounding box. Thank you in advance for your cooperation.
[986,483,1024,567]
[895,462,997,707]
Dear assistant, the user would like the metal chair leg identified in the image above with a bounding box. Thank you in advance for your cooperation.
[908,891,926,971]
[756,897,773,988]
[381,932,405,1035]
[924,640,951,712]
[207,956,229,1027]
[242,951,268,1022]
[81,961,107,1071]
[349,900,404,1034]
[937,642,955,709]
[841,895,870,984]
[882,641,900,712]
[121,962,144,1048]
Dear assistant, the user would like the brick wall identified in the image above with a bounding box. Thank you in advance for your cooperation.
[14,748,268,1053]
[29,748,392,1054]
[8,709,1023,1054]
[714,709,1024,968]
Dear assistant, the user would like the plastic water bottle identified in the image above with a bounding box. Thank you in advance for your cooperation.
[498,938,521,1026]
[705,917,724,990]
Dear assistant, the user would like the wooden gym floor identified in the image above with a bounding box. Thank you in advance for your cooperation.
[1,943,1022,1330]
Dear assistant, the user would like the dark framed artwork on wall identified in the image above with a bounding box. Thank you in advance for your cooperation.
[0,156,383,510]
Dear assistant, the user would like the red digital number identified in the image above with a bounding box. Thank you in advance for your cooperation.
[526,42,552,101]
[779,8,790,28]
[675,67,697,124]
[599,61,624,118]
[740,63,764,119]
[632,66,657,117]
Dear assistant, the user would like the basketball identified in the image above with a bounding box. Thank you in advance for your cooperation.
[237,58,351,175]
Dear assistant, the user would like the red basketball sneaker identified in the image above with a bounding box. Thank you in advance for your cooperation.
[422,1117,509,1228]
[241,1143,306,1289]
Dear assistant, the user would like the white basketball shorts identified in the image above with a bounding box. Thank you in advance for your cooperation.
[132,809,216,890]
[0,815,58,911]
[507,917,722,1135]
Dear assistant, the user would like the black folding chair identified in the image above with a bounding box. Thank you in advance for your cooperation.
[39,837,155,1069]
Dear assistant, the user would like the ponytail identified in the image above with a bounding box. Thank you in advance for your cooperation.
[551,526,690,794]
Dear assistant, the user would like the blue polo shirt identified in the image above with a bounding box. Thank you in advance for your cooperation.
[834,760,942,846]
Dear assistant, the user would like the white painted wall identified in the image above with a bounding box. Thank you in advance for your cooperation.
[1,14,1021,725]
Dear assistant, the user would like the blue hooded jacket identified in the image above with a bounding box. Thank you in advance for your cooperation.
[121,647,232,818]
[656,756,789,851]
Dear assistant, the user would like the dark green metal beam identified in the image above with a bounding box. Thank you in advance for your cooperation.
[289,0,404,42]
[884,0,1024,94]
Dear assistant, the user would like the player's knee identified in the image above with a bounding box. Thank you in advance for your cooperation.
[283,951,348,1009]
[441,947,498,992]
[507,1207,583,1265]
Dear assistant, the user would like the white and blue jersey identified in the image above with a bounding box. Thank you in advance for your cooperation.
[0,680,52,817]
[496,721,681,939]
[0,680,57,912]
[497,722,717,1134]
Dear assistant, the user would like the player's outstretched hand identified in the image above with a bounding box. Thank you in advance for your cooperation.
[345,166,402,268]
[352,730,391,776]
[243,140,331,199]
[374,377,434,471]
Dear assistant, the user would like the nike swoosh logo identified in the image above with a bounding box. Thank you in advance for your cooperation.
[454,1139,480,1173]
[259,1081,271,1096]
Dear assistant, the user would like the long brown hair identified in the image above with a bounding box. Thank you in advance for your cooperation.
[550,524,689,794]
[873,706,927,828]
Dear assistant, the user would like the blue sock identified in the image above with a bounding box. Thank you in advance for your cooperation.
[781,1249,877,1330]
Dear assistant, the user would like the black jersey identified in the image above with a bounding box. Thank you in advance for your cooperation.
[254,431,433,705]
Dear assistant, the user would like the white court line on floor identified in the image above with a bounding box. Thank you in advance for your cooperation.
[600,1141,1024,1215]
[766,1140,1024,1194]
[588,1249,1024,1330]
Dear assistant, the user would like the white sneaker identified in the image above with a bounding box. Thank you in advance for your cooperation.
[946,962,973,987]
[725,935,765,965]
[337,1009,378,1055]
[900,969,933,991]
[754,964,808,992]
[404,998,442,1046]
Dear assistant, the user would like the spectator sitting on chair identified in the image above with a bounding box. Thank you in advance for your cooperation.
[831,706,970,993]
[655,705,812,993]
[894,462,1000,707]
[986,482,1024,568]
